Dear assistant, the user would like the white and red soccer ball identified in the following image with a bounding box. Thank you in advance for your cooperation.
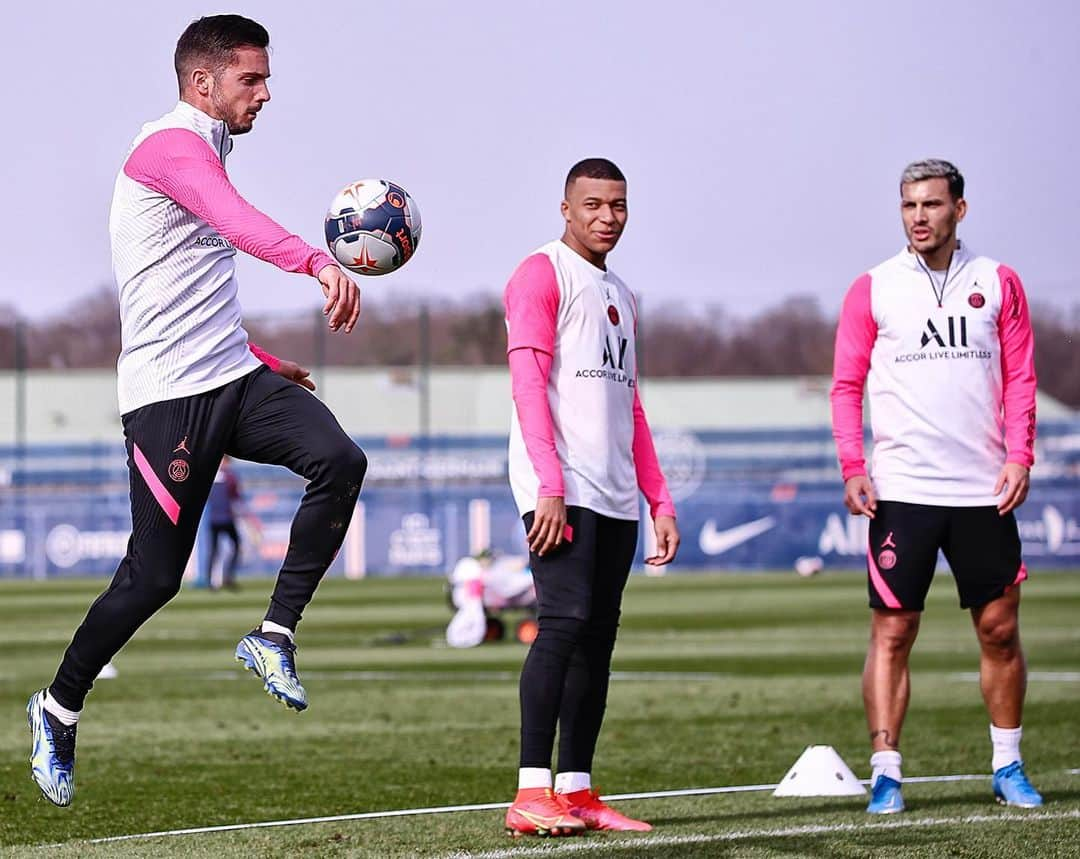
[324,179,421,276]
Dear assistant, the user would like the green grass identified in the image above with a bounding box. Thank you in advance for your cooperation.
[2,570,1079,857]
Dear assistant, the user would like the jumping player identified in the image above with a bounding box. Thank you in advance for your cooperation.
[502,158,680,836]
[28,14,367,806]
[831,159,1043,814]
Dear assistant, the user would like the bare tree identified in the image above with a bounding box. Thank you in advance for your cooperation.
[5,287,1078,408]
[1030,303,1080,409]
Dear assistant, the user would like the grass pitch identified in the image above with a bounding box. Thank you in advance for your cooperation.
[2,570,1078,857]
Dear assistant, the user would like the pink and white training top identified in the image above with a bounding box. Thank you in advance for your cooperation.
[504,239,675,521]
[831,242,1037,506]
[109,101,336,414]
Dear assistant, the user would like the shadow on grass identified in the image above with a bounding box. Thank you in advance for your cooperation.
[649,785,1080,829]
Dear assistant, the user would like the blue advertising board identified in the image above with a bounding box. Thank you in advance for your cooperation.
[1,424,1077,577]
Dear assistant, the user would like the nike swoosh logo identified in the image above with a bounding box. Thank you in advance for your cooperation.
[514,808,564,827]
[698,516,776,555]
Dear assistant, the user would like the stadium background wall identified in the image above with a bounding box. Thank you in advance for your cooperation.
[1,424,1077,578]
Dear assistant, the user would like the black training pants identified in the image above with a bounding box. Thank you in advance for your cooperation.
[49,367,367,710]
[518,506,639,773]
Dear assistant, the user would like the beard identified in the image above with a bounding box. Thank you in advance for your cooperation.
[210,90,254,135]
[224,108,254,135]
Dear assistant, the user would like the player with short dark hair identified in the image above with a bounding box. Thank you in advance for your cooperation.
[831,158,1043,814]
[174,14,270,85]
[563,157,626,194]
[502,158,680,836]
[28,14,365,807]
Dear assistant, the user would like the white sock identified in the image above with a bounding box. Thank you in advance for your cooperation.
[870,750,902,784]
[517,767,552,790]
[43,691,80,726]
[555,771,591,794]
[990,724,1023,772]
[260,620,294,641]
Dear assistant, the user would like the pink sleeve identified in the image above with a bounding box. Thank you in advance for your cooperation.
[124,129,337,278]
[248,342,281,372]
[504,253,559,354]
[504,255,562,495]
[632,388,676,519]
[997,265,1037,467]
[508,347,564,497]
[830,274,876,481]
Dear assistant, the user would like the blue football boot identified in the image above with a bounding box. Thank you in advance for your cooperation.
[235,630,308,712]
[27,690,76,807]
[992,761,1044,808]
[866,774,905,814]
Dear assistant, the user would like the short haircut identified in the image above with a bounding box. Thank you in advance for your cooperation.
[565,158,626,195]
[174,14,270,91]
[900,159,965,201]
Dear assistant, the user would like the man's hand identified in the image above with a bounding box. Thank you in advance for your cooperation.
[274,359,316,391]
[994,462,1030,515]
[645,515,680,566]
[318,264,361,333]
[528,496,567,557]
[844,475,877,518]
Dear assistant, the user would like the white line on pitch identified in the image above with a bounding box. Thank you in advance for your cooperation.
[86,801,515,845]
[444,811,1080,859]
[82,769,1077,846]
[602,772,987,803]
[951,671,1080,682]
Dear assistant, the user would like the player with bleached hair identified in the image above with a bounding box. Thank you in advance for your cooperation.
[831,158,1043,814]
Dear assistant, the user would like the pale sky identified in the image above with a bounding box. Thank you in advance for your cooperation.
[4,0,1077,322]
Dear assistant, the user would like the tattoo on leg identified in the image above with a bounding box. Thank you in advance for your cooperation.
[869,729,897,748]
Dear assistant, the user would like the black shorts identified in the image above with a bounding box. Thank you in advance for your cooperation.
[867,500,1027,611]
[522,506,638,622]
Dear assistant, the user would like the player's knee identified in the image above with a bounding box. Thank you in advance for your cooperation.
[537,615,588,646]
[585,617,620,650]
[977,615,1020,654]
[871,613,919,652]
[320,443,367,498]
[143,571,184,609]
[342,444,368,483]
[329,443,367,481]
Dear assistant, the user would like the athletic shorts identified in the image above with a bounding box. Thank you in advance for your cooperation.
[867,500,1026,611]
[522,506,638,621]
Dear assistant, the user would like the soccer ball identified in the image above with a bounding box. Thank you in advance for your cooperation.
[794,555,824,577]
[324,179,421,276]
